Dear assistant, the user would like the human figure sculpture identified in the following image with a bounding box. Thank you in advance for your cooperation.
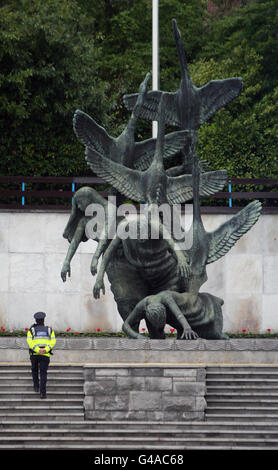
[61,186,111,282]
[92,209,190,300]
[61,187,149,330]
[122,290,227,340]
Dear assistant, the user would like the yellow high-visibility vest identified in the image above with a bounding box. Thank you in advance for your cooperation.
[27,325,56,357]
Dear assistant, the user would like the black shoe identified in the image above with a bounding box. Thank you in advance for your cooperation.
[34,387,39,393]
[40,393,47,399]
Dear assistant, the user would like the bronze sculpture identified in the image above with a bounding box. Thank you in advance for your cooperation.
[123,20,243,132]
[61,18,262,339]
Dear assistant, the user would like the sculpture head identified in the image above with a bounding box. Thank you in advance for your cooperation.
[62,187,96,243]
[172,18,190,83]
[133,72,151,116]
[73,187,95,212]
[145,302,167,338]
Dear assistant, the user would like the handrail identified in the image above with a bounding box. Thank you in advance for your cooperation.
[0,175,277,212]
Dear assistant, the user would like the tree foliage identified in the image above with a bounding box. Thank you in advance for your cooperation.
[193,0,278,177]
[0,0,110,176]
[0,0,277,180]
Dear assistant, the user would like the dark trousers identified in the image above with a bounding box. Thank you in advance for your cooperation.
[30,355,50,395]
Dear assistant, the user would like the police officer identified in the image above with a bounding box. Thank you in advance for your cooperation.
[27,312,56,399]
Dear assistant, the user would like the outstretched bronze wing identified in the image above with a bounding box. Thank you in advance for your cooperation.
[134,130,190,170]
[123,91,180,127]
[166,169,227,204]
[124,78,242,129]
[206,200,262,264]
[199,78,243,124]
[85,147,146,203]
[73,110,114,158]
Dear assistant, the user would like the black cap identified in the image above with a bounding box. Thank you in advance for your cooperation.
[34,312,46,320]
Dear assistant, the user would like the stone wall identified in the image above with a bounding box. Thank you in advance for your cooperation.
[0,209,277,333]
[83,364,206,421]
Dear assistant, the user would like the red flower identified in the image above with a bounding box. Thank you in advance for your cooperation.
[170,328,175,333]
[141,327,146,332]
[25,328,29,331]
[1,327,6,332]
[66,328,71,332]
[242,329,246,333]
[267,329,271,332]
[97,328,101,332]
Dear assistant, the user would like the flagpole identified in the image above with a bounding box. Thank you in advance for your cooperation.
[152,0,159,138]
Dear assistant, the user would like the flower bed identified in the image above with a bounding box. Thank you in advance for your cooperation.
[0,326,277,339]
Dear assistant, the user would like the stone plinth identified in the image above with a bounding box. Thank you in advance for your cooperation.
[1,210,278,334]
[83,364,206,421]
[2,337,278,363]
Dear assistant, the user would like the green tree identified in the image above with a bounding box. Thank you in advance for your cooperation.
[191,0,278,179]
[77,0,208,135]
[0,0,110,176]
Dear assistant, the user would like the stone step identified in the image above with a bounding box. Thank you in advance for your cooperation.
[207,370,278,376]
[0,378,84,386]
[0,370,83,376]
[206,379,278,386]
[0,382,84,389]
[0,405,83,415]
[206,406,278,415]
[1,444,278,450]
[0,391,84,399]
[207,375,278,381]
[207,399,278,407]
[207,386,278,394]
[0,387,83,395]
[3,419,278,432]
[2,428,278,441]
[0,367,83,374]
[0,435,278,449]
[0,412,84,421]
[206,414,278,423]
[0,364,83,371]
[206,387,278,397]
[0,398,83,406]
[207,366,278,372]
[207,389,278,394]
[2,363,278,449]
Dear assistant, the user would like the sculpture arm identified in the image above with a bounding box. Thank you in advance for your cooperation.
[90,229,110,276]
[61,217,88,282]
[155,219,190,278]
[122,301,146,339]
[93,235,122,299]
[164,295,198,340]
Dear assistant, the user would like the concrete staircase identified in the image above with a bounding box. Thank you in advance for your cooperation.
[1,363,278,449]
[204,365,278,449]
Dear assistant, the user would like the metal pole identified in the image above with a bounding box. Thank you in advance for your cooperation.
[152,0,159,138]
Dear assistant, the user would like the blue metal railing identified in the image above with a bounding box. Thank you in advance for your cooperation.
[21,182,25,206]
[228,182,232,208]
[0,176,277,212]
[72,182,75,205]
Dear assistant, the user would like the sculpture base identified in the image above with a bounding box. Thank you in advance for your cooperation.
[83,364,206,422]
[2,337,278,364]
